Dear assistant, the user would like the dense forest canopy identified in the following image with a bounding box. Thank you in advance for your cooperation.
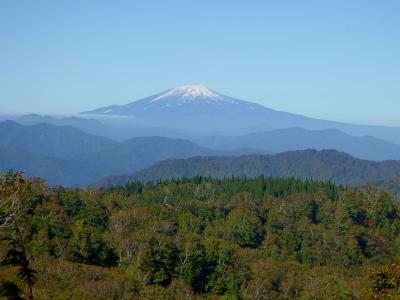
[1,171,400,299]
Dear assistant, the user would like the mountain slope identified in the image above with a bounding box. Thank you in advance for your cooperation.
[82,85,400,145]
[13,114,123,140]
[0,146,108,186]
[196,127,400,161]
[0,120,117,160]
[82,136,221,175]
[95,150,400,187]
[0,121,256,186]
[82,85,289,133]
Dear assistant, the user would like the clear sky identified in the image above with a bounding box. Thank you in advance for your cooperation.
[0,1,399,126]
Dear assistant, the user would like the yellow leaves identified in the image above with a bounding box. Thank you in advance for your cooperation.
[0,171,28,228]
[367,261,400,299]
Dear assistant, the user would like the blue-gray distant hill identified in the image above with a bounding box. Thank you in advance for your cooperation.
[0,120,116,159]
[0,114,190,141]
[0,145,106,187]
[0,121,259,186]
[2,121,400,187]
[195,127,400,161]
[0,114,123,140]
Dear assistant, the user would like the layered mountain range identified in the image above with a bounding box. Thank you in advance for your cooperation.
[1,85,400,187]
[0,121,265,186]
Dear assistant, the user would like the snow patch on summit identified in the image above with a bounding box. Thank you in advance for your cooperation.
[151,85,225,102]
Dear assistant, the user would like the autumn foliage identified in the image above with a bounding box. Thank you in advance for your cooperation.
[1,173,400,299]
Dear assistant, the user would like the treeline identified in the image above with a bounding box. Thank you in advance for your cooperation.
[1,171,400,299]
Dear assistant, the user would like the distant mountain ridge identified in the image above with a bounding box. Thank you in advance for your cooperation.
[0,121,265,186]
[0,145,108,186]
[95,149,400,187]
[195,127,400,161]
[2,121,400,187]
[0,114,123,140]
[0,120,116,159]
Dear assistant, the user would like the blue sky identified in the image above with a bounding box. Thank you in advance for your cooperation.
[0,1,399,126]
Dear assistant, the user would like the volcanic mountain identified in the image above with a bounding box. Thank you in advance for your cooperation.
[82,85,400,144]
[81,85,312,133]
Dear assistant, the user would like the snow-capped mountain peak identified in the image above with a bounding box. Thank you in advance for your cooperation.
[81,84,255,117]
[152,85,224,102]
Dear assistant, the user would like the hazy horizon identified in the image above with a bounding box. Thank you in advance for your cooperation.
[1,1,399,126]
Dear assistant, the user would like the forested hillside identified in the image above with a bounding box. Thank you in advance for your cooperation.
[1,171,400,299]
[96,149,400,187]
